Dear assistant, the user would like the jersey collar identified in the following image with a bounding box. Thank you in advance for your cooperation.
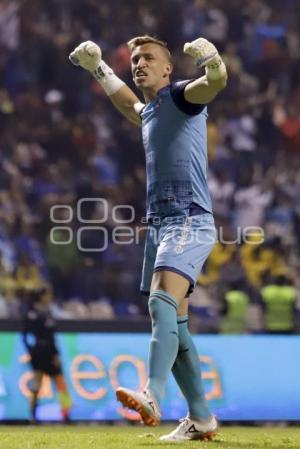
[157,84,171,96]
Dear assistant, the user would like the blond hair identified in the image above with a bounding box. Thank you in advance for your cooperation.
[127,35,172,63]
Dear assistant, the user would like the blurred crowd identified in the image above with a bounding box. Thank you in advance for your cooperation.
[0,0,300,332]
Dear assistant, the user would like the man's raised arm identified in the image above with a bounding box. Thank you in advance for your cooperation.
[183,38,228,105]
[69,41,143,126]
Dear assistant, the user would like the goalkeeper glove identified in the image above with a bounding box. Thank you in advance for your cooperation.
[183,38,226,81]
[69,41,125,95]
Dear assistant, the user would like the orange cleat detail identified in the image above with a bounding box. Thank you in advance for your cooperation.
[116,388,160,427]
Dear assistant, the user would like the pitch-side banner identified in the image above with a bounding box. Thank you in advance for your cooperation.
[0,333,300,421]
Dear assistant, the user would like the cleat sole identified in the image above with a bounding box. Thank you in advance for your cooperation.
[160,431,218,443]
[116,389,160,427]
[200,431,218,441]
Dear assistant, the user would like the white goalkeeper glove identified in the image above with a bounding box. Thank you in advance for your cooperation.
[69,40,125,96]
[69,40,102,71]
[183,37,226,81]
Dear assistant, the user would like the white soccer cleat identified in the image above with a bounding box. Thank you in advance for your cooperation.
[159,415,218,442]
[116,387,161,426]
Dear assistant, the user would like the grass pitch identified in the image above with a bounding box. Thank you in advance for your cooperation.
[1,425,300,449]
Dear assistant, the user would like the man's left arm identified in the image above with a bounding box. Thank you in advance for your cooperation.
[183,38,228,105]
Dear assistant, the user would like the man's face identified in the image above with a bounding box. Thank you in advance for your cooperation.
[131,43,172,90]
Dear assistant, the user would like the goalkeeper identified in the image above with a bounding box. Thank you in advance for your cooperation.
[70,35,227,442]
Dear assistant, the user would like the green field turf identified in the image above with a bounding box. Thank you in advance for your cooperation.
[1,425,300,449]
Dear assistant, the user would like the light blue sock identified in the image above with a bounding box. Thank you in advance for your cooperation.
[146,290,179,404]
[172,316,211,420]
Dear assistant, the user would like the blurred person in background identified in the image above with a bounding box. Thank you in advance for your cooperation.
[22,287,72,422]
[220,280,249,334]
[261,274,297,334]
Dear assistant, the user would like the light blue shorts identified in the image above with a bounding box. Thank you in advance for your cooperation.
[140,213,216,296]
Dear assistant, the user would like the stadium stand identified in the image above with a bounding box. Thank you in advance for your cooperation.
[0,0,299,332]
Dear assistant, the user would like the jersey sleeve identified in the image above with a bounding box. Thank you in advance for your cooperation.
[170,80,206,116]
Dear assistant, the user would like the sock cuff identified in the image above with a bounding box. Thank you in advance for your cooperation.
[150,289,178,310]
[177,315,188,324]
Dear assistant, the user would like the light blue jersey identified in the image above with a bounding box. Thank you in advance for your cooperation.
[141,80,212,220]
[139,80,216,295]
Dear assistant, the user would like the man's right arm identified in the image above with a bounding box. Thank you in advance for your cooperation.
[69,41,143,127]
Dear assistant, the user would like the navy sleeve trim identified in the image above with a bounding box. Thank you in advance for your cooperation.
[170,80,206,116]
